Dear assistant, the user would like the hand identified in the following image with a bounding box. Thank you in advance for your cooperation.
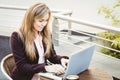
[45,64,65,75]
[61,58,69,68]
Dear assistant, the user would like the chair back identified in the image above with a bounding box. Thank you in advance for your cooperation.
[1,54,15,80]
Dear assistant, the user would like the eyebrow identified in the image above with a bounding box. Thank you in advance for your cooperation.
[40,18,49,21]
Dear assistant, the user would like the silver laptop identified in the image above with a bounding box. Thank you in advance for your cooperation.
[39,44,95,80]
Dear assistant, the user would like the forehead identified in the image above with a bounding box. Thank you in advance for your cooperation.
[41,13,49,20]
[36,13,49,20]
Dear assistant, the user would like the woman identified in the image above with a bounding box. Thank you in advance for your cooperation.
[10,3,69,80]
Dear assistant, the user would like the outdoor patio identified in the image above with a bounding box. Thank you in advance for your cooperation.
[0,0,120,80]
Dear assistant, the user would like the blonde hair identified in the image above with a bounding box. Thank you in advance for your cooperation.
[17,3,52,61]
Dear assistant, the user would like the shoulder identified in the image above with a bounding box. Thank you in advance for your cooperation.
[10,31,24,45]
[11,31,18,37]
[11,31,21,39]
[11,31,20,41]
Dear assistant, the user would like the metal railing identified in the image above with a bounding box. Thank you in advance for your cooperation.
[0,4,120,55]
[52,14,120,54]
[0,4,72,36]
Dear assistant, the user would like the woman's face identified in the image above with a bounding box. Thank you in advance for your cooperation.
[33,13,49,33]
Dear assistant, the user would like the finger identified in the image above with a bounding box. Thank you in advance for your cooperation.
[57,67,65,74]
[62,62,67,68]
[55,70,64,75]
[54,65,65,74]
[62,59,69,68]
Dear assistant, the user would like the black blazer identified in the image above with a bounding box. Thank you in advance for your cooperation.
[10,32,68,80]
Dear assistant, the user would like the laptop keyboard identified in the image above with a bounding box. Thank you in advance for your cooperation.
[39,72,63,80]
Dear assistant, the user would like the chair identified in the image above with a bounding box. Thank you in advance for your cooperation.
[1,53,15,80]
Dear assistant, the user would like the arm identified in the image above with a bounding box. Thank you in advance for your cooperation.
[45,44,69,74]
[10,32,46,75]
[48,43,69,64]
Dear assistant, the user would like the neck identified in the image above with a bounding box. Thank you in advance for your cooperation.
[33,30,41,37]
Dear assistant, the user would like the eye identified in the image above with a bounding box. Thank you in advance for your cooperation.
[39,20,43,22]
[46,19,48,22]
[38,19,48,22]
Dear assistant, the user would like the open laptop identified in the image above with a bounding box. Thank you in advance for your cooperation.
[39,44,95,80]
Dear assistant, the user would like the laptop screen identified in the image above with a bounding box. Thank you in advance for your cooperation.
[63,44,95,79]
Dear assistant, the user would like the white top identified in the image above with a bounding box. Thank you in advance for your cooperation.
[32,36,44,80]
[34,35,44,64]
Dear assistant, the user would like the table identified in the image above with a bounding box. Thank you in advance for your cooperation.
[40,67,113,80]
[78,67,113,80]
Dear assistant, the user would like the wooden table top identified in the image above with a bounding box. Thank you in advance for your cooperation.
[78,66,113,80]
[40,66,113,80]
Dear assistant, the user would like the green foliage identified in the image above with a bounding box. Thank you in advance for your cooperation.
[111,37,120,49]
[98,0,120,59]
[97,31,120,58]
[101,48,120,59]
[97,32,115,40]
[98,0,120,26]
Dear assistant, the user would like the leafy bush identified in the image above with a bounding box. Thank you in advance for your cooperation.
[97,0,120,59]
[97,32,120,59]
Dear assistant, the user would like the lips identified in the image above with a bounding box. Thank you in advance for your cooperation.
[39,26,44,31]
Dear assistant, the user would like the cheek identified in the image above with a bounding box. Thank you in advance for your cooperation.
[33,22,36,28]
[34,21,39,27]
[33,22,38,30]
[43,22,48,26]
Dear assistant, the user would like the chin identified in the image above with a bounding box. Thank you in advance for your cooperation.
[39,29,43,32]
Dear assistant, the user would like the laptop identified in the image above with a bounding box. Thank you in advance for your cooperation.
[39,44,95,80]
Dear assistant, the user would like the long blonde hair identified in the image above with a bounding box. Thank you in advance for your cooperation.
[18,3,52,61]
